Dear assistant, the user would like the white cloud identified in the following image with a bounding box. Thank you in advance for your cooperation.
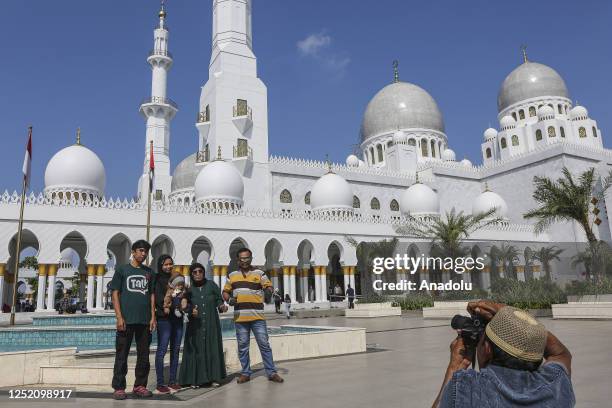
[297,31,350,76]
[297,32,331,57]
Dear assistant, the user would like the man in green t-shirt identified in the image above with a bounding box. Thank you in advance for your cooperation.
[110,240,156,400]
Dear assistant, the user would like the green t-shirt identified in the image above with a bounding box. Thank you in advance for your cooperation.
[110,264,155,325]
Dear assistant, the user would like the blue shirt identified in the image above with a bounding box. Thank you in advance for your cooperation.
[440,362,575,408]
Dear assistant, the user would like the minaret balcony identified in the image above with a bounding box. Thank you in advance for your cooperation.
[149,49,173,59]
[140,96,178,110]
[233,145,253,160]
[196,111,211,141]
[196,149,210,163]
[232,105,253,133]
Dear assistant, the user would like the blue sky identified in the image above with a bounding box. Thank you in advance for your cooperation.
[1,0,610,198]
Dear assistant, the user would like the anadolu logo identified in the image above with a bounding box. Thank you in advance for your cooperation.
[126,275,149,295]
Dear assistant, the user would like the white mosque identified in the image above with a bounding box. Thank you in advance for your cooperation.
[0,0,610,312]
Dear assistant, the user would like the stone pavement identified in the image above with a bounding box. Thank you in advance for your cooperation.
[1,314,610,408]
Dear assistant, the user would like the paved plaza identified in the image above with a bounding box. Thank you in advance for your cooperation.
[1,313,611,408]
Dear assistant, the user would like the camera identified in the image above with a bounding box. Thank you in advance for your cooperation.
[451,314,487,368]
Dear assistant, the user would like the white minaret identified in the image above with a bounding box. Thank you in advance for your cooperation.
[197,0,269,166]
[137,3,177,202]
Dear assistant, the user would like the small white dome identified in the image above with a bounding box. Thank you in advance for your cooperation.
[537,105,555,120]
[460,158,473,167]
[346,154,360,167]
[194,160,244,208]
[500,115,515,129]
[400,182,439,216]
[483,128,498,141]
[441,148,456,161]
[44,144,106,197]
[358,159,366,167]
[310,172,353,212]
[392,130,407,144]
[570,105,588,120]
[472,190,508,218]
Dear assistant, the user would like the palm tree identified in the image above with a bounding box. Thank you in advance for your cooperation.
[534,246,564,281]
[345,237,398,297]
[524,167,603,243]
[571,241,612,281]
[497,243,520,280]
[523,247,536,280]
[395,207,502,260]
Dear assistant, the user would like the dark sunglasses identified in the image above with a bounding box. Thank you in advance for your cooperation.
[192,269,205,274]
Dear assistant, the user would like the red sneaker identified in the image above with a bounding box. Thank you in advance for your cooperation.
[156,385,171,394]
[132,385,152,398]
[112,389,127,400]
[168,383,182,392]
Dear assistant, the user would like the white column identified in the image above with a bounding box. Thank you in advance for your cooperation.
[349,267,356,293]
[343,266,350,294]
[301,268,309,303]
[289,267,297,304]
[271,268,279,291]
[282,267,290,297]
[320,267,328,301]
[46,266,57,311]
[314,267,322,302]
[95,265,104,310]
[86,265,95,310]
[36,265,47,312]
[220,266,228,292]
[0,273,5,312]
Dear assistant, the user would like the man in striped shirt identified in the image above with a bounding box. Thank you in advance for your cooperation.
[222,247,284,384]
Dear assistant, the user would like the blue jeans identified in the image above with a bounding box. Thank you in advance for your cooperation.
[235,320,277,377]
[155,318,183,386]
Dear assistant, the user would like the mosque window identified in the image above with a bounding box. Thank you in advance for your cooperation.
[430,140,436,158]
[370,147,375,163]
[155,190,163,201]
[560,127,565,138]
[280,189,292,204]
[67,192,72,200]
[371,197,380,210]
[408,138,416,146]
[52,193,56,199]
[512,112,517,121]
[519,110,525,120]
[58,192,63,199]
[536,130,543,141]
[548,104,554,110]
[579,127,587,138]
[421,140,429,157]
[236,99,248,116]
[500,138,507,149]
[387,141,393,148]
[304,191,311,205]
[593,126,598,137]
[353,195,360,208]
[558,104,563,114]
[235,138,249,158]
[185,197,190,205]
[486,148,492,158]
[511,135,519,146]
[547,126,556,138]
[529,106,536,117]
[390,199,399,212]
[377,145,384,162]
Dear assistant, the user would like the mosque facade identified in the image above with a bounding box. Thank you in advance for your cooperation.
[0,0,610,311]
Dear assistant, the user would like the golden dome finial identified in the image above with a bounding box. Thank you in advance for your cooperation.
[520,45,528,64]
[76,127,81,145]
[393,60,399,83]
[159,0,167,18]
[217,145,222,160]
[325,154,333,173]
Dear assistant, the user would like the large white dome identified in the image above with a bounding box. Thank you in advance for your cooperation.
[310,172,353,212]
[44,144,106,198]
[194,160,244,209]
[360,81,444,142]
[171,153,198,192]
[472,190,508,218]
[400,183,439,216]
[498,62,569,112]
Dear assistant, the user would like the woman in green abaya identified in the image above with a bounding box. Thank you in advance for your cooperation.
[179,262,228,387]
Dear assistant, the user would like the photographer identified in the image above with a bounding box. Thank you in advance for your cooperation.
[433,300,575,408]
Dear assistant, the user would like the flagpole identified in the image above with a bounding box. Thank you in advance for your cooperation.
[9,127,32,326]
[145,141,153,265]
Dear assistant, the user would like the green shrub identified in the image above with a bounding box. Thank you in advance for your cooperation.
[358,293,389,304]
[490,278,566,309]
[565,278,612,298]
[392,292,434,310]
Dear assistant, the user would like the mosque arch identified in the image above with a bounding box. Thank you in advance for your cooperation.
[529,106,536,117]
[8,229,40,278]
[370,197,380,210]
[369,147,375,164]
[59,231,88,276]
[151,234,175,271]
[535,130,542,141]
[191,236,214,278]
[557,104,563,114]
[353,195,360,209]
[500,138,507,149]
[327,241,344,295]
[486,148,492,158]
[390,199,399,212]
[518,109,525,120]
[264,238,283,270]
[304,191,311,205]
[106,233,131,275]
[377,144,384,162]
[512,112,517,121]
[280,189,292,204]
[228,237,249,272]
[421,139,428,157]
[430,140,436,158]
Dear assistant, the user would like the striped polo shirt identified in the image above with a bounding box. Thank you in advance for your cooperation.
[223,268,272,323]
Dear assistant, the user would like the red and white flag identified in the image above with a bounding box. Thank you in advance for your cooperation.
[22,127,32,189]
[149,141,155,194]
